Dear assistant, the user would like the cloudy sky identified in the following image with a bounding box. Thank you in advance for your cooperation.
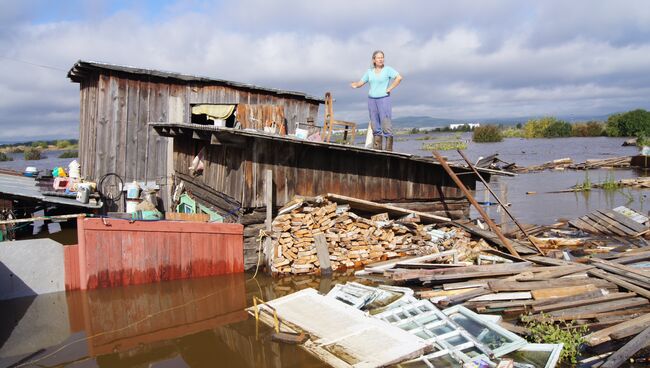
[1,0,650,141]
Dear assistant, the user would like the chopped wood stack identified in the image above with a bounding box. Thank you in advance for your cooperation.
[270,199,453,275]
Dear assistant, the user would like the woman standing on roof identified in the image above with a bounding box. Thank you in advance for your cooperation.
[350,50,402,151]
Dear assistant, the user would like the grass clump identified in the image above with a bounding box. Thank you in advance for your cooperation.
[523,313,588,365]
[574,171,592,191]
[472,125,503,143]
[0,152,13,162]
[58,150,78,158]
[24,147,43,161]
[600,173,620,190]
[415,135,432,141]
[421,141,467,151]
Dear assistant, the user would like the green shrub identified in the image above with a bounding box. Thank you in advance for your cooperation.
[472,125,503,142]
[606,109,650,137]
[24,147,43,160]
[0,152,13,162]
[58,150,78,158]
[55,140,71,149]
[523,314,588,365]
[544,120,572,137]
[31,141,48,149]
[637,133,650,147]
[572,121,605,137]
[502,127,524,138]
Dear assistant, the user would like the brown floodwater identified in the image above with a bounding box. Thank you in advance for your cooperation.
[0,271,367,368]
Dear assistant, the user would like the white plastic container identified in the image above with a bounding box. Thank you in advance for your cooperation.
[125,181,141,200]
[76,184,90,204]
[126,200,139,214]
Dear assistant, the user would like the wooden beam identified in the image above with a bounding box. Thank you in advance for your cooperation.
[325,193,450,222]
[585,313,650,346]
[457,150,544,255]
[588,268,650,299]
[601,326,650,368]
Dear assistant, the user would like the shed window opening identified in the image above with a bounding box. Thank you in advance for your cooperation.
[191,104,237,128]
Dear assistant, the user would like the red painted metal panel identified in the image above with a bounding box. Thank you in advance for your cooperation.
[72,218,244,289]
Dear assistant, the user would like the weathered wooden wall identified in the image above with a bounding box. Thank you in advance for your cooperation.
[73,217,244,290]
[172,135,474,210]
[76,71,320,211]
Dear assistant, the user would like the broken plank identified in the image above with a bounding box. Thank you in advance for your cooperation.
[588,268,650,299]
[599,209,649,235]
[601,326,650,368]
[532,292,636,313]
[489,278,611,292]
[587,212,636,237]
[547,298,648,318]
[585,313,650,346]
[531,284,601,300]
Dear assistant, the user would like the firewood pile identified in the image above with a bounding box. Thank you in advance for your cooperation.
[270,198,465,275]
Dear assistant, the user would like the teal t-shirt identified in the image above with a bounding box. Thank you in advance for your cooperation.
[361,66,399,98]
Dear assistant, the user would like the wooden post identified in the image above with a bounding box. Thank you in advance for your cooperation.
[264,169,273,271]
[456,150,544,255]
[314,233,332,275]
[432,151,520,258]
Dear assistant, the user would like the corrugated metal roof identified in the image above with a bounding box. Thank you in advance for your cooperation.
[67,60,325,103]
[0,173,102,209]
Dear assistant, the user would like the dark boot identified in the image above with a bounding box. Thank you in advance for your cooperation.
[385,136,394,152]
[373,135,382,150]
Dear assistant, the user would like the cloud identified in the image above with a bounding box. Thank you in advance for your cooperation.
[1,0,650,141]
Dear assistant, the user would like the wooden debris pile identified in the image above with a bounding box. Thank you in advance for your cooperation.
[269,198,464,275]
[367,246,650,366]
[513,156,632,173]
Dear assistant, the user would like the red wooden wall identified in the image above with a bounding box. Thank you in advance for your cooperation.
[68,217,243,290]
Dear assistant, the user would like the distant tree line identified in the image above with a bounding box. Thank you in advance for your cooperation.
[472,109,650,143]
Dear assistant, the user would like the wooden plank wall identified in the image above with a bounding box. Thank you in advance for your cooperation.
[64,274,247,356]
[74,218,244,290]
[64,244,80,290]
[173,136,471,209]
[77,72,319,211]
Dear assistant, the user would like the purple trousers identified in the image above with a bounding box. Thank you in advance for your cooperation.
[368,95,393,137]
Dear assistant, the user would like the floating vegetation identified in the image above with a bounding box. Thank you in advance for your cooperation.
[421,141,467,151]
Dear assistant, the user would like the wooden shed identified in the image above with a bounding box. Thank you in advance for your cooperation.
[67,60,323,209]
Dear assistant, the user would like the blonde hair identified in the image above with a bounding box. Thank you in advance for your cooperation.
[372,50,384,67]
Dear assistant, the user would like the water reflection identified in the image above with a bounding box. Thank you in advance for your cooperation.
[0,272,364,368]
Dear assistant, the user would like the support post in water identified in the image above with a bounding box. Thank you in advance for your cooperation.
[432,151,520,258]
[456,149,545,256]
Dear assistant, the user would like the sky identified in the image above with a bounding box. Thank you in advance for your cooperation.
[1,0,650,141]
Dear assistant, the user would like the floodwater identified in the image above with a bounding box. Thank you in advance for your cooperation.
[0,272,359,368]
[394,134,647,225]
[1,135,648,367]
[0,150,77,173]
